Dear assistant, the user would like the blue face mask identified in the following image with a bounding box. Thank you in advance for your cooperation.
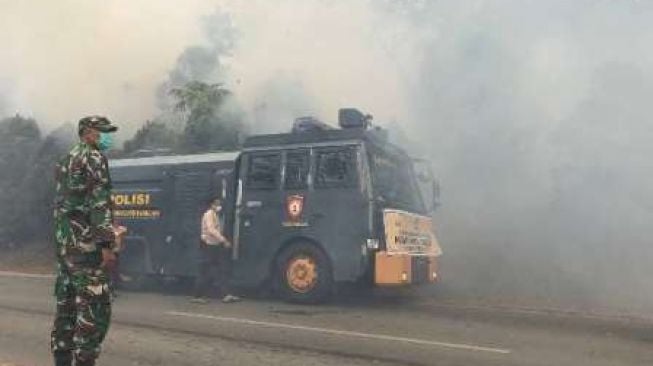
[97,132,113,151]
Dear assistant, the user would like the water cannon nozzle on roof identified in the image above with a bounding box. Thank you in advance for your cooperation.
[338,108,373,129]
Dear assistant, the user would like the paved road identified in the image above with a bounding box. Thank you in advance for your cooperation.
[0,272,652,366]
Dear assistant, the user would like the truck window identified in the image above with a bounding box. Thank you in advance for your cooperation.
[284,150,310,190]
[371,152,425,213]
[315,147,357,188]
[247,153,281,190]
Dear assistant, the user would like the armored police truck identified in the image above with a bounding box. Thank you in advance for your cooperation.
[110,109,442,303]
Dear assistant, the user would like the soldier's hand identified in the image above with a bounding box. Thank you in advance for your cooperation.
[223,240,232,248]
[101,248,117,269]
[112,225,128,252]
[113,225,128,237]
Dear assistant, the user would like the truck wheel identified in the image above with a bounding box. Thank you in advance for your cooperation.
[275,243,333,304]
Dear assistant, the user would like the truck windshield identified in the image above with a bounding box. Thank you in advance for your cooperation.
[370,151,425,214]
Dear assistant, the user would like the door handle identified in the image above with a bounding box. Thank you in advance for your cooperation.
[246,200,262,208]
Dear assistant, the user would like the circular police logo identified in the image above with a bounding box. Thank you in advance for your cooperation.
[286,195,304,220]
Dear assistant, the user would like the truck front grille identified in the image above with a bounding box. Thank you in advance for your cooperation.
[411,256,430,284]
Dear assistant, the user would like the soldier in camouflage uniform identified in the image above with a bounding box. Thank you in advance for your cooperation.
[51,116,124,366]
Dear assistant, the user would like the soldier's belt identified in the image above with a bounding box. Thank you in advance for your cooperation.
[65,251,102,266]
[67,210,89,221]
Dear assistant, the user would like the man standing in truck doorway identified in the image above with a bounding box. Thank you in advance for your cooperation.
[192,197,241,304]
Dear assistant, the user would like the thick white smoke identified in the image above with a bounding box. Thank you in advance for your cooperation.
[388,1,653,313]
[0,0,216,136]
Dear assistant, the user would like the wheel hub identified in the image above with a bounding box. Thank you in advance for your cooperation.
[286,256,318,293]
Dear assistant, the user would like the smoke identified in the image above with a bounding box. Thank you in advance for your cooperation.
[383,0,653,312]
[0,79,15,117]
[0,0,216,136]
[247,75,318,133]
[156,10,238,112]
[2,0,653,312]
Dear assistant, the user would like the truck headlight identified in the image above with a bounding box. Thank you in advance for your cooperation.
[366,238,380,250]
[401,271,408,282]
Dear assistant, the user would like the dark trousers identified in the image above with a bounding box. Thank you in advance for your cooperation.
[108,254,120,289]
[194,244,232,298]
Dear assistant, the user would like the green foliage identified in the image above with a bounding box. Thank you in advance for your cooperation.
[0,117,74,245]
[124,81,246,157]
[122,120,179,154]
[15,124,74,241]
[0,115,44,243]
[170,81,245,152]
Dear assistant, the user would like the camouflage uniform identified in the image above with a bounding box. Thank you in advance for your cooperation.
[51,116,117,365]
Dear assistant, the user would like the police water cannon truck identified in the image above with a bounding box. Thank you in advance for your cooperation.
[110,108,442,303]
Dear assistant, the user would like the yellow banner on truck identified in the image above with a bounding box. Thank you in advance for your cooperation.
[375,209,442,285]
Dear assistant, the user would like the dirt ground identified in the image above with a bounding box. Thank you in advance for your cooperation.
[0,244,53,274]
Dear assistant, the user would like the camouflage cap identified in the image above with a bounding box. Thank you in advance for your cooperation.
[78,115,118,134]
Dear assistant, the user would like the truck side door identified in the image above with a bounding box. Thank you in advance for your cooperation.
[232,151,283,286]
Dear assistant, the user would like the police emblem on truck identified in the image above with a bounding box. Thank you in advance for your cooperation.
[283,195,307,227]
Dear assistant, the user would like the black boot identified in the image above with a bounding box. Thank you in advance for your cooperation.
[74,349,97,366]
[75,358,96,366]
[53,351,72,366]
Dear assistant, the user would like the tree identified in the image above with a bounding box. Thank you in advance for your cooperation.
[170,81,244,152]
[122,120,179,155]
[0,115,42,244]
[14,124,75,243]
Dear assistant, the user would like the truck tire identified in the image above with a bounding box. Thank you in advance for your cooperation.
[275,242,333,304]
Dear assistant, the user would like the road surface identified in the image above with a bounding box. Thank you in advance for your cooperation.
[0,272,652,366]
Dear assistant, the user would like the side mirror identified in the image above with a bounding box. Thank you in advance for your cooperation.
[412,157,440,213]
[431,179,441,212]
[372,195,386,206]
